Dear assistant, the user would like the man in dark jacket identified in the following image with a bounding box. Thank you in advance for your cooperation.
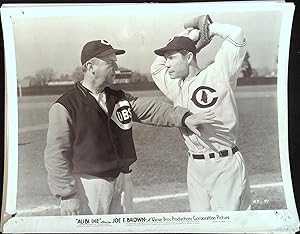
[44,39,215,215]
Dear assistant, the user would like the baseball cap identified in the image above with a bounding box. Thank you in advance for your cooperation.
[81,39,125,65]
[154,36,196,56]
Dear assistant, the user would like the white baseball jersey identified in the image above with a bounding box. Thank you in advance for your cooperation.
[151,23,247,154]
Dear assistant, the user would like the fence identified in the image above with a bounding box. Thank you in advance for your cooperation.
[17,77,276,96]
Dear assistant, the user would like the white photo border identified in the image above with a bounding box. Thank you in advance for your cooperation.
[1,2,299,233]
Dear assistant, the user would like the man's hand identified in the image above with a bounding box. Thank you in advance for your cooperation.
[60,196,81,215]
[176,28,200,41]
[184,15,214,52]
[184,110,216,136]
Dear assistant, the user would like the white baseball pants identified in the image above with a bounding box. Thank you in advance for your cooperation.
[187,151,252,211]
[73,172,133,215]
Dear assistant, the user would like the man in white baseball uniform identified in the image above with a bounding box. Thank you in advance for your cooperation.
[151,15,252,211]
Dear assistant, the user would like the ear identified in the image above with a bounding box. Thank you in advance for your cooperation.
[85,61,95,74]
[187,52,194,64]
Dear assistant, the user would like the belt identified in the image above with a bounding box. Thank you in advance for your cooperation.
[191,146,239,160]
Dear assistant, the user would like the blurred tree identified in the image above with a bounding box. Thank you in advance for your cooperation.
[259,66,271,77]
[22,75,35,86]
[60,73,71,81]
[251,68,258,77]
[241,52,253,78]
[71,66,84,82]
[34,67,56,85]
[131,71,148,83]
[145,73,153,82]
[29,77,47,86]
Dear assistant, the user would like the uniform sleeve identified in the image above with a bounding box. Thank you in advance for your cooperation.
[125,92,189,127]
[44,103,77,199]
[150,56,181,102]
[205,23,247,88]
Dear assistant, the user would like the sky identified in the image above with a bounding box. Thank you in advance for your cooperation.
[10,3,283,80]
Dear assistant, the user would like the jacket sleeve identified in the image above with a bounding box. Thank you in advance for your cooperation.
[205,23,247,88]
[125,92,189,127]
[44,103,77,199]
[150,56,181,103]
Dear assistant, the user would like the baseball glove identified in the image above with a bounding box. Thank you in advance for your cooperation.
[184,15,213,52]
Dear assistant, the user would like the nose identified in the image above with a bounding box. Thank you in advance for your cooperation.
[112,60,118,70]
[165,59,171,68]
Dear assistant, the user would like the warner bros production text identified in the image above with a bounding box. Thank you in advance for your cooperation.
[75,213,230,227]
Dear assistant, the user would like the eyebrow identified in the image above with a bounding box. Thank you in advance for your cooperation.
[165,53,177,58]
[96,57,117,62]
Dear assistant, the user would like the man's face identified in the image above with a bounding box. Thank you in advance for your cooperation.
[164,51,190,79]
[93,53,118,87]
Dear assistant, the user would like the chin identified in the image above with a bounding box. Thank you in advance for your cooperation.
[170,75,180,79]
[105,81,113,86]
[107,76,115,84]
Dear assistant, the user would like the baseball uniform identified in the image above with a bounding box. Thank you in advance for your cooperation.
[151,23,252,211]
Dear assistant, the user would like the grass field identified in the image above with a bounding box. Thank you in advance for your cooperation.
[15,84,286,216]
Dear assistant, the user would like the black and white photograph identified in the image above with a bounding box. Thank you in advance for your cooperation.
[1,2,299,233]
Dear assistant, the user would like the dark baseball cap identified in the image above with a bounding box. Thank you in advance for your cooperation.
[154,36,196,56]
[81,39,125,65]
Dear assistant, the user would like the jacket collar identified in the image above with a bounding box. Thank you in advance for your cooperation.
[76,81,103,113]
[75,81,121,118]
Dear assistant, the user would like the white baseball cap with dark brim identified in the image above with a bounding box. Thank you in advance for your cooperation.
[154,36,197,56]
[81,39,125,65]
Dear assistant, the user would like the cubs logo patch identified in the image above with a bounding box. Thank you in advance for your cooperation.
[111,100,132,130]
[116,106,132,124]
[191,86,218,108]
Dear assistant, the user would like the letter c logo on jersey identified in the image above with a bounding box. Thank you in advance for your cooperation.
[191,86,218,108]
[111,100,132,130]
